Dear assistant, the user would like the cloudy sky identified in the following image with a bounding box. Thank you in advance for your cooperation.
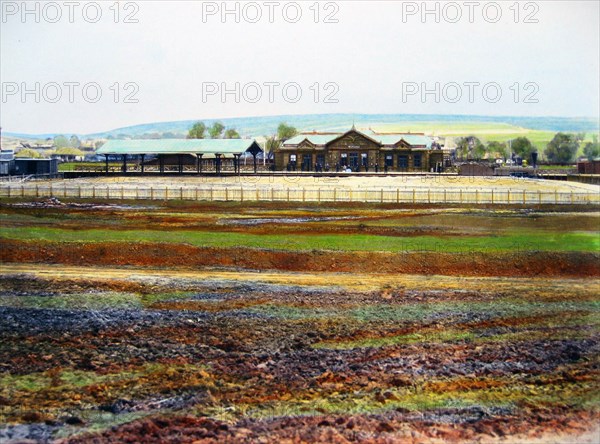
[1,0,599,134]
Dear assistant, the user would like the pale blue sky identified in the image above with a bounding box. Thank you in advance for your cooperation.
[1,0,599,134]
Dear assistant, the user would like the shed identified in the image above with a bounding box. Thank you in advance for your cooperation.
[13,158,59,176]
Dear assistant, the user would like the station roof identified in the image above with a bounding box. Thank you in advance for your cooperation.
[283,129,432,148]
[97,139,262,156]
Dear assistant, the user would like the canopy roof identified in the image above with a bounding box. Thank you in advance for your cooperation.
[97,139,262,156]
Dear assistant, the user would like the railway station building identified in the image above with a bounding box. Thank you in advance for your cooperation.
[274,127,445,172]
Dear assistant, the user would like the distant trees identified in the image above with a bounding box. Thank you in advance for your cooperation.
[277,123,298,142]
[188,121,241,140]
[209,122,225,139]
[510,137,535,160]
[263,123,298,160]
[583,135,599,161]
[187,122,206,139]
[53,135,70,148]
[224,128,241,139]
[264,136,280,160]
[544,133,580,163]
[486,141,509,160]
[454,136,485,160]
[69,135,81,148]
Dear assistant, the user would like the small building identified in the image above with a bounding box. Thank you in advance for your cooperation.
[459,163,496,176]
[577,159,600,174]
[0,149,15,176]
[13,158,59,176]
[275,127,444,172]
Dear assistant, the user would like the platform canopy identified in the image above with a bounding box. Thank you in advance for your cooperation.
[97,139,263,157]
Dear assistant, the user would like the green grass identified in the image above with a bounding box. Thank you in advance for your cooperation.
[1,226,598,253]
[59,162,120,172]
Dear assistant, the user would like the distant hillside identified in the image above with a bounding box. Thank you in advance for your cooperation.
[4,113,599,140]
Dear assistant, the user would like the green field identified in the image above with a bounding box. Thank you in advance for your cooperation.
[1,226,598,253]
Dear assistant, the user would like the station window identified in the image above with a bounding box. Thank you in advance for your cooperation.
[414,154,422,168]
[398,155,408,168]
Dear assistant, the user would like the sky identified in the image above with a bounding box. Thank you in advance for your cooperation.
[1,0,599,134]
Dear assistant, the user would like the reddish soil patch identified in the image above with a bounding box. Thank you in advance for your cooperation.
[62,408,599,444]
[1,239,598,277]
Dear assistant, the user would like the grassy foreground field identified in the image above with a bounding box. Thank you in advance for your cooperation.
[0,199,599,443]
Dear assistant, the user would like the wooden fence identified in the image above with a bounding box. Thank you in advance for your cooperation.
[0,183,598,205]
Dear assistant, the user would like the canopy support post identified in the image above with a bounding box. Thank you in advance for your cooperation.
[215,153,222,175]
[197,154,203,174]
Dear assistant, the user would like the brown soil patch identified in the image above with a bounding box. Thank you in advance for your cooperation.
[1,239,598,277]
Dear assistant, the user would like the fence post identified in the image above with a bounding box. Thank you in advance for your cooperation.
[302,188,306,202]
[64,184,67,198]
[135,187,139,200]
[412,189,416,204]
[334,188,337,202]
[150,187,154,200]
[427,189,431,204]
[523,190,526,204]
[21,185,25,197]
[508,190,510,204]
[571,191,574,204]
[121,187,124,200]
[78,185,82,199]
[271,188,274,202]
[165,187,169,200]
[92,186,96,199]
[210,188,214,201]
[381,189,384,203]
[459,189,462,203]
[538,190,541,204]
[349,189,352,202]
[397,188,400,203]
[36,184,39,198]
[491,189,494,204]
[444,189,447,204]
[555,190,558,204]
[7,186,10,198]
[180,187,183,201]
[225,188,229,201]
[318,188,321,203]
[107,186,109,199]
[287,189,290,202]
[240,187,243,203]
[256,188,259,201]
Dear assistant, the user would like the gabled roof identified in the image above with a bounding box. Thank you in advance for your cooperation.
[378,134,432,147]
[327,128,384,147]
[283,134,339,146]
[97,139,262,155]
[283,128,433,149]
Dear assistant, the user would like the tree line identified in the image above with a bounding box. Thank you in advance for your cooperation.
[187,122,240,139]
[456,133,599,164]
